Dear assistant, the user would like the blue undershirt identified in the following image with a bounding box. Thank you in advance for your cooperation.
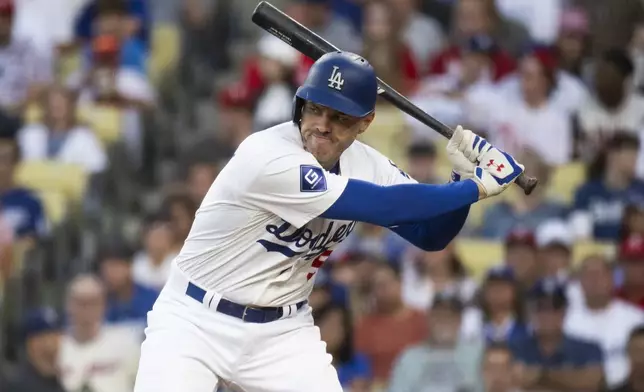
[321,179,477,251]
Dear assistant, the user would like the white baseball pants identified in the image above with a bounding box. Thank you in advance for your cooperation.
[133,263,343,392]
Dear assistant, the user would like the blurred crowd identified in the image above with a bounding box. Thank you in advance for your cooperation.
[2,0,644,392]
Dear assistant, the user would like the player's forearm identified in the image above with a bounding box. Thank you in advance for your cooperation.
[390,206,470,251]
[321,178,479,227]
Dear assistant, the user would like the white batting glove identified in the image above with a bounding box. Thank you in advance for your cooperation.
[452,125,493,163]
[471,148,525,198]
[447,125,476,181]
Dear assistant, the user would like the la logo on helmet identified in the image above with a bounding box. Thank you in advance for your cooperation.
[328,66,344,91]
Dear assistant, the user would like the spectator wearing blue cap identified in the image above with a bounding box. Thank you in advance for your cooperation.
[475,266,530,345]
[510,279,604,391]
[3,307,65,392]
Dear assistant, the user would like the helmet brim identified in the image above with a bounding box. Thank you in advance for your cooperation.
[295,85,374,118]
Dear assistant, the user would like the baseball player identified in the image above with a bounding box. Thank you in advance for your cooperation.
[133,51,524,392]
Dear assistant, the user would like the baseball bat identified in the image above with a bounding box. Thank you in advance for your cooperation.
[251,1,538,195]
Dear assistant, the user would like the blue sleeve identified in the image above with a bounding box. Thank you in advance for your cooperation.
[321,178,479,227]
[389,206,470,251]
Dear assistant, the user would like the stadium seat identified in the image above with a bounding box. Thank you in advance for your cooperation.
[15,161,88,205]
[149,24,181,85]
[572,241,616,266]
[78,104,122,146]
[37,190,68,227]
[547,161,586,204]
[358,104,409,167]
[455,239,504,280]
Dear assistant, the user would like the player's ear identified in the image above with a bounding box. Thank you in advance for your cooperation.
[358,112,375,134]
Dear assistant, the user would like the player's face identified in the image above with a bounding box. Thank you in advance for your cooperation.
[300,102,374,169]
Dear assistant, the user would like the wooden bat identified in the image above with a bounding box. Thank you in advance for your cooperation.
[251,1,538,195]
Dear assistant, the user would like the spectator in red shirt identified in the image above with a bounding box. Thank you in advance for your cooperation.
[354,262,428,385]
[616,234,644,310]
[361,0,419,94]
[428,0,525,82]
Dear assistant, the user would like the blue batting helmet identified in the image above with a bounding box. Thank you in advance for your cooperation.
[293,51,378,125]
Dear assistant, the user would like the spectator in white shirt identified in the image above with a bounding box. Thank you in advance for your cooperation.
[489,46,573,166]
[132,214,178,292]
[576,49,644,162]
[408,34,498,136]
[494,0,563,45]
[252,34,299,132]
[564,255,644,388]
[0,0,53,115]
[497,59,589,117]
[17,85,108,174]
[58,274,141,392]
[387,0,445,73]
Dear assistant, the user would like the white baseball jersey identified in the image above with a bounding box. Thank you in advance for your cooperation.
[175,122,416,307]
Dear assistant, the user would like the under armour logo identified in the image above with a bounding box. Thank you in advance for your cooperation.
[328,66,344,91]
[487,159,504,172]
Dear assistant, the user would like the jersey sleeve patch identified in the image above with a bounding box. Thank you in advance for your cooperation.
[300,165,327,192]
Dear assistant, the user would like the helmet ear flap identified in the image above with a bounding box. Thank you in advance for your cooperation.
[292,96,305,127]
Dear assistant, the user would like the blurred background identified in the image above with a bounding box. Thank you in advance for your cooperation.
[2,0,644,391]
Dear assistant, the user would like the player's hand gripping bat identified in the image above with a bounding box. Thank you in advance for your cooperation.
[251,1,539,195]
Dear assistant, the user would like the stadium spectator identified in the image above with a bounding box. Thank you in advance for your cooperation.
[497,44,590,117]
[409,34,498,134]
[0,206,12,279]
[565,255,644,388]
[570,0,644,58]
[17,85,108,175]
[287,0,361,53]
[132,213,178,292]
[314,304,372,391]
[97,244,158,335]
[160,191,197,246]
[616,234,644,310]
[501,229,539,291]
[511,280,604,392]
[607,326,644,392]
[185,158,222,205]
[58,274,141,392]
[571,133,644,241]
[361,0,419,94]
[354,262,428,386]
[400,243,478,312]
[555,7,591,81]
[386,0,444,75]
[487,48,573,166]
[216,82,255,150]
[0,0,53,115]
[480,343,522,392]
[75,0,150,53]
[631,23,644,91]
[252,35,299,132]
[404,141,440,184]
[470,266,529,345]
[388,291,484,392]
[332,252,384,320]
[2,308,65,392]
[0,137,46,240]
[621,203,644,239]
[428,0,525,81]
[575,50,644,161]
[494,0,563,45]
[477,151,567,240]
[535,219,574,283]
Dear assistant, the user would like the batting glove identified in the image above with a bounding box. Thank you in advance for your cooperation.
[452,125,492,163]
[471,148,524,198]
[446,125,477,181]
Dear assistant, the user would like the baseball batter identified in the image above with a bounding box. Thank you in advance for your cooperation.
[133,51,524,392]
